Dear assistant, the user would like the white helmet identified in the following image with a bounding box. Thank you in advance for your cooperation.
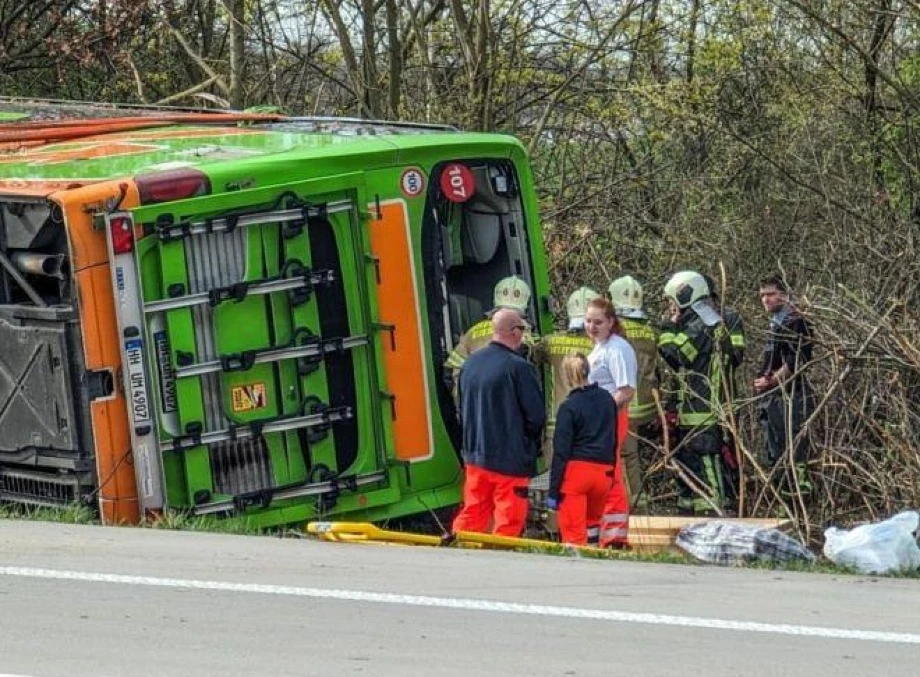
[664,271,710,309]
[493,275,531,312]
[608,275,645,319]
[566,287,600,330]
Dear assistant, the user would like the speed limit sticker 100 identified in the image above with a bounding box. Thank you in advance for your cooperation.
[400,168,426,198]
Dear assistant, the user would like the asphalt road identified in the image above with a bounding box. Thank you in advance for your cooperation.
[1,519,918,677]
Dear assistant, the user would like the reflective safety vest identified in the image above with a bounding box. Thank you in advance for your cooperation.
[531,330,594,423]
[445,318,536,395]
[721,306,745,399]
[619,317,659,424]
[658,311,733,429]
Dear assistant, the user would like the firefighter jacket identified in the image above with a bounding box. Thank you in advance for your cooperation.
[445,318,536,394]
[445,319,493,377]
[619,317,659,424]
[658,310,733,429]
[458,342,546,478]
[531,330,594,424]
[548,383,617,500]
[720,306,745,399]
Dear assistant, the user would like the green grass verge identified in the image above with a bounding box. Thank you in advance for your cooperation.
[146,510,268,536]
[0,503,97,524]
[3,502,918,578]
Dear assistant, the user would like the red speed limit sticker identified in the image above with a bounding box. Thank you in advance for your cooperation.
[440,163,475,203]
[400,168,426,198]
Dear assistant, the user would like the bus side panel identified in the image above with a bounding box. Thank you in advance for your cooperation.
[369,199,432,462]
[57,181,143,524]
[361,165,463,520]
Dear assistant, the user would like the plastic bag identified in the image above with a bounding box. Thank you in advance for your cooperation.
[823,511,920,574]
[676,521,815,566]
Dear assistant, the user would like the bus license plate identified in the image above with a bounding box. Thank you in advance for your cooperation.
[124,338,151,429]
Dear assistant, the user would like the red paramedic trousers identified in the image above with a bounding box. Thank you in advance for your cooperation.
[600,409,630,548]
[452,465,530,537]
[557,460,614,545]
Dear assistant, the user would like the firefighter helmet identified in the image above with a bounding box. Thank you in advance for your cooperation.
[493,275,531,312]
[664,271,709,309]
[566,287,600,329]
[609,275,645,317]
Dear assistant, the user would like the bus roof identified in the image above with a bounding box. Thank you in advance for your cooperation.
[0,110,523,198]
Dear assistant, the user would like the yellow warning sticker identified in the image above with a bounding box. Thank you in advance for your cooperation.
[231,382,268,412]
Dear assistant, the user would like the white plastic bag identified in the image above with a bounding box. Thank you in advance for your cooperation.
[823,511,920,574]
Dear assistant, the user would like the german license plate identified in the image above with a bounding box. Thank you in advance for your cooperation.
[124,338,151,428]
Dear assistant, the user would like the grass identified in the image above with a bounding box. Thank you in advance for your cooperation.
[145,510,270,536]
[0,502,97,524]
[3,501,918,578]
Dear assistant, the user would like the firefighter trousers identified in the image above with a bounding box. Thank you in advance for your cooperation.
[675,426,725,514]
[600,410,631,548]
[622,418,657,512]
[557,460,614,545]
[452,465,530,537]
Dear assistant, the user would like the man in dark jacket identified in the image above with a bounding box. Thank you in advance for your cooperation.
[754,275,814,493]
[452,308,546,536]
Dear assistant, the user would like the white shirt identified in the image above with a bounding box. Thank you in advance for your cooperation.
[588,334,638,397]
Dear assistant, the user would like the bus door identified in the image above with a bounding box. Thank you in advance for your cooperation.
[103,173,393,518]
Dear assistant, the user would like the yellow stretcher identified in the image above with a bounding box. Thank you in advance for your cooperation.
[306,521,620,558]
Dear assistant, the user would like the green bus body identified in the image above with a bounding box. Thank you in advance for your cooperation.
[0,115,551,527]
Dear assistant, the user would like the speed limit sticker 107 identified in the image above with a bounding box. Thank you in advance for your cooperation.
[440,163,475,203]
[400,167,426,198]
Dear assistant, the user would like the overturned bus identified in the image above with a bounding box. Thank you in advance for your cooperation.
[0,105,551,527]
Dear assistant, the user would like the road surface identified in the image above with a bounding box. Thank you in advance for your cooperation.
[1,519,918,676]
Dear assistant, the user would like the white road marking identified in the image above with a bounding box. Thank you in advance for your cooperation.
[1,565,918,645]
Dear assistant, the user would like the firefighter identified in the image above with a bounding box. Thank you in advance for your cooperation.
[546,353,617,546]
[444,275,532,399]
[702,273,746,511]
[531,286,599,466]
[658,271,733,515]
[452,308,546,537]
[608,275,659,512]
[584,297,636,548]
[754,274,814,494]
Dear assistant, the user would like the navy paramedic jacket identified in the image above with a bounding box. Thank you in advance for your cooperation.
[458,341,546,478]
[548,383,617,500]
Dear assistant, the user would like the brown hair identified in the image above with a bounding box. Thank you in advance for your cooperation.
[562,353,590,391]
[759,274,788,293]
[586,297,623,335]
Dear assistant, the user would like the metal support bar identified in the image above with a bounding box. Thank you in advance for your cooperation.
[191,470,387,515]
[155,200,353,241]
[161,405,353,453]
[175,334,367,378]
[144,267,335,314]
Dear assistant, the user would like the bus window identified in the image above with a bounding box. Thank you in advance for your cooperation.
[421,159,536,443]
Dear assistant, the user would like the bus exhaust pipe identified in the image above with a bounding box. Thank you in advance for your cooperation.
[9,251,69,280]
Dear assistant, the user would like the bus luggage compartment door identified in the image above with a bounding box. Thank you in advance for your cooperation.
[115,175,392,522]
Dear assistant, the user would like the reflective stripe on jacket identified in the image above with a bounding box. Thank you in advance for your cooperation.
[658,310,733,428]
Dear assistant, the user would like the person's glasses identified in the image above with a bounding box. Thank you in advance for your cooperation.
[513,325,527,332]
